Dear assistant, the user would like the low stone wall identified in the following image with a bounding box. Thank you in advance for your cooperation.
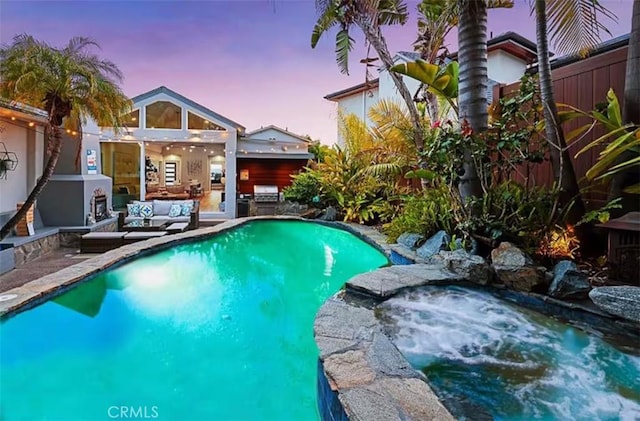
[14,233,60,266]
[314,289,455,420]
[313,262,465,420]
[59,220,118,248]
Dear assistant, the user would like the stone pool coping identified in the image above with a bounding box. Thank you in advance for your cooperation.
[314,268,460,421]
[0,216,388,319]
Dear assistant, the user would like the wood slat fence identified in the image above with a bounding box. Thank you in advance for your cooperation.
[493,41,629,209]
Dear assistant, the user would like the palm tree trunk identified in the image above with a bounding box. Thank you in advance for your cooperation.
[607,0,640,213]
[357,19,425,151]
[535,0,585,223]
[0,126,61,240]
[457,0,486,203]
[623,0,640,125]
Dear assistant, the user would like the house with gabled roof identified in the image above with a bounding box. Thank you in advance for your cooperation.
[325,31,538,145]
[32,86,311,223]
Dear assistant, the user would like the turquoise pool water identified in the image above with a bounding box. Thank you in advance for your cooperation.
[379,286,640,421]
[0,221,388,421]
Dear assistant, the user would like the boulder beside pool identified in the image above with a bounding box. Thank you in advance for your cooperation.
[589,286,640,323]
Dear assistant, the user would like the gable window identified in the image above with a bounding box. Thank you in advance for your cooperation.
[146,101,181,129]
[120,109,140,129]
[188,111,226,131]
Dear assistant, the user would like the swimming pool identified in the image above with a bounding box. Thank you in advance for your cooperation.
[0,220,389,420]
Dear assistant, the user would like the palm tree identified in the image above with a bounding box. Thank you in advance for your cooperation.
[0,34,131,240]
[311,0,425,150]
[456,0,487,203]
[624,0,640,125]
[534,0,615,223]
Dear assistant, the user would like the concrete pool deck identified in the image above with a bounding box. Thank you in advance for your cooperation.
[0,248,94,294]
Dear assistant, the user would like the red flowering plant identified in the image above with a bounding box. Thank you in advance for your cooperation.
[415,118,479,186]
[407,75,561,251]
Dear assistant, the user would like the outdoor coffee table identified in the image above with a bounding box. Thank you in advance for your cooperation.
[165,222,189,234]
[80,231,127,253]
[123,220,169,232]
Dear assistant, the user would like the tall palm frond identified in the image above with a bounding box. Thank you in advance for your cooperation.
[543,0,617,57]
[361,0,409,26]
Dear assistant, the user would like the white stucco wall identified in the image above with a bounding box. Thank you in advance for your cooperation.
[378,67,421,104]
[487,50,528,84]
[0,122,27,213]
[0,119,45,214]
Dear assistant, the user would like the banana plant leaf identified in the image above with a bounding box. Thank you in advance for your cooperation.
[390,60,459,111]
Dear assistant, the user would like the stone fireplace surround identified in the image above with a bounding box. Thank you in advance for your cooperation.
[88,188,110,225]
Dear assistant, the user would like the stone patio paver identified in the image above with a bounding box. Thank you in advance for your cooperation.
[0,248,91,293]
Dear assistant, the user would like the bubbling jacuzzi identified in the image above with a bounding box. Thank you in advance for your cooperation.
[378,285,640,420]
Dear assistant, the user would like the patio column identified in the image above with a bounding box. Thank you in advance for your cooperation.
[139,141,146,201]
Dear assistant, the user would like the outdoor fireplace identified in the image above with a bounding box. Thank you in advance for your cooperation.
[94,195,108,222]
[86,187,111,225]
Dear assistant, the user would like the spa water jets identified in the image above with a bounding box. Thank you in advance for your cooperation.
[379,286,640,421]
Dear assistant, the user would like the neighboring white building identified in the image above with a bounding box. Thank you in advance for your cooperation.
[325,32,538,144]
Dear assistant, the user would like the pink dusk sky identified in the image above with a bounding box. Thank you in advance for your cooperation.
[0,0,633,144]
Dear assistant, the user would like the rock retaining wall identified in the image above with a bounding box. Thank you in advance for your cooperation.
[315,296,454,421]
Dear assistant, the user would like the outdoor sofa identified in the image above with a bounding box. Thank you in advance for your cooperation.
[118,199,199,231]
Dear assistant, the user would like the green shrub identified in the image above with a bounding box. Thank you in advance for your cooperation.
[283,170,322,206]
[461,181,557,252]
[383,185,457,243]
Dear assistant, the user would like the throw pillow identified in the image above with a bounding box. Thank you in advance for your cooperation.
[127,203,141,217]
[180,200,194,216]
[168,204,182,217]
[139,203,154,218]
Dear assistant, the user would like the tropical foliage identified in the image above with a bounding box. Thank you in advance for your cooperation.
[562,89,640,194]
[284,101,418,223]
[390,60,459,114]
[311,0,425,152]
[382,184,458,243]
[385,74,559,252]
[283,170,323,206]
[0,34,131,240]
[533,0,616,225]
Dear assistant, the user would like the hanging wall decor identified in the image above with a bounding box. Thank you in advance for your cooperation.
[0,138,19,180]
[187,160,202,177]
